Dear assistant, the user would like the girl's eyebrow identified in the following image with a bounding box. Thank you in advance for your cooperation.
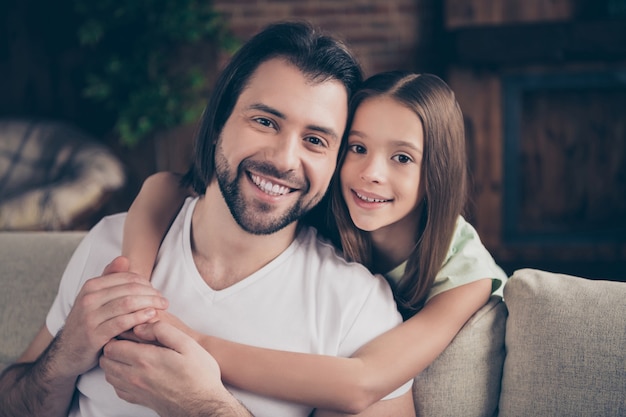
[349,130,423,154]
[390,140,423,154]
[348,129,366,139]
[248,102,340,143]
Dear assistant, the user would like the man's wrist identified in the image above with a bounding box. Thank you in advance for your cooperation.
[44,330,83,381]
[163,391,253,417]
[197,398,253,417]
[0,337,78,417]
[210,388,254,417]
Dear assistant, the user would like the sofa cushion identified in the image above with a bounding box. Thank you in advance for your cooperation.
[413,294,507,417]
[499,268,626,417]
[0,120,126,230]
[0,231,85,370]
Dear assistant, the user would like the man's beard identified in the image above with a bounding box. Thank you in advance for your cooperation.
[214,147,322,235]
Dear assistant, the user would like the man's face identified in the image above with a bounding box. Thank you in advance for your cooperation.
[214,58,348,235]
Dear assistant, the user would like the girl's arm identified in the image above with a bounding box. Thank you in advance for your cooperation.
[123,172,192,278]
[123,173,491,412]
[179,278,492,414]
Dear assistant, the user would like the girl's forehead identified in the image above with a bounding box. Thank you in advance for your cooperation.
[353,96,416,121]
[350,97,424,147]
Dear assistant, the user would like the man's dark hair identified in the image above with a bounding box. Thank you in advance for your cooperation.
[183,21,363,194]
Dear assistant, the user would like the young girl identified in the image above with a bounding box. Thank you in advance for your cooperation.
[123,72,506,412]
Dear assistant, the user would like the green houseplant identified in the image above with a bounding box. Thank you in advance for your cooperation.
[74,0,237,147]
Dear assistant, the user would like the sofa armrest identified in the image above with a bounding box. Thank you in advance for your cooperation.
[0,231,86,370]
[413,294,507,417]
[499,268,626,417]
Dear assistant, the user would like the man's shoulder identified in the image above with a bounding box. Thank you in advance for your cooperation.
[291,230,403,359]
[88,196,193,245]
[96,211,127,227]
[86,212,127,242]
[296,227,365,268]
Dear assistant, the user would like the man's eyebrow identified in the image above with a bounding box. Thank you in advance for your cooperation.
[248,103,339,142]
[308,125,339,143]
[248,103,286,119]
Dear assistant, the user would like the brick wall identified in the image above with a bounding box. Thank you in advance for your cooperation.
[211,0,435,77]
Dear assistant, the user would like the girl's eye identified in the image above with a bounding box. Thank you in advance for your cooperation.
[253,117,275,129]
[392,154,413,164]
[348,144,366,154]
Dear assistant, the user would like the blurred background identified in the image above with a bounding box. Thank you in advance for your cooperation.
[1,0,625,281]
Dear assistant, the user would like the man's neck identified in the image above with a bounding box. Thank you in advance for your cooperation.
[190,186,298,290]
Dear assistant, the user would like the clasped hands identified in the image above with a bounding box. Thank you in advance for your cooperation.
[57,256,227,415]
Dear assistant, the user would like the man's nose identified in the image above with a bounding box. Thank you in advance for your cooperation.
[266,132,301,173]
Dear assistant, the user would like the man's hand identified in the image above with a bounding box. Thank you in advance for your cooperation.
[100,321,252,417]
[118,309,201,345]
[53,256,169,378]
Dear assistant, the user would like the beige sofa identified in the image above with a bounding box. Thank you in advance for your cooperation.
[1,231,624,416]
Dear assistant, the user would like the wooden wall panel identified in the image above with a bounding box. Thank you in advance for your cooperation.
[211,0,427,76]
[450,65,626,279]
[445,0,577,28]
[443,0,626,280]
[518,88,626,238]
[448,68,503,249]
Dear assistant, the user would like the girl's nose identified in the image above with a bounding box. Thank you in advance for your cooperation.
[359,156,385,184]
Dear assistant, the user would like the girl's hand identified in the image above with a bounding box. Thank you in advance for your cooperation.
[120,310,201,345]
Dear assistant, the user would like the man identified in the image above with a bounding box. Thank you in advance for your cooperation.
[0,22,414,416]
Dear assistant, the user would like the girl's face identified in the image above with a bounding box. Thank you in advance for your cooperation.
[340,96,425,235]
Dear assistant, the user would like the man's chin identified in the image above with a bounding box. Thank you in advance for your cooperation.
[234,216,296,235]
[230,203,305,235]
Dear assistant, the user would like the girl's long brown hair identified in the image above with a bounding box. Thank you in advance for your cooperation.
[330,72,468,319]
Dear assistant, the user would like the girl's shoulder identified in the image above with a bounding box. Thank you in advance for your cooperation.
[431,216,507,300]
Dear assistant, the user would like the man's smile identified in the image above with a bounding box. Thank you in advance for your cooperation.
[250,173,293,196]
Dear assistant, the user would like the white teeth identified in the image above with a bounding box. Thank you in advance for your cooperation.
[251,174,290,196]
[356,192,388,203]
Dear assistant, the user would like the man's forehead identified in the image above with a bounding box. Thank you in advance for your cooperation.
[245,57,347,98]
[236,58,349,135]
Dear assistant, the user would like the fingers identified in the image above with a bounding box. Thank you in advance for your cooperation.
[101,289,168,319]
[130,325,159,344]
[103,256,131,275]
[133,322,191,354]
[132,323,158,344]
[118,328,161,345]
[117,329,144,343]
[100,338,181,410]
[98,306,161,339]
[67,271,169,352]
[100,340,148,404]
[78,278,167,321]
[101,339,144,367]
[55,258,167,377]
[100,326,226,414]
[80,273,154,303]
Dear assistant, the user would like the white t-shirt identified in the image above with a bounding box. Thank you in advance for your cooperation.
[47,197,410,417]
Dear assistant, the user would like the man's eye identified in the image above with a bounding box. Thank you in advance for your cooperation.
[254,117,274,128]
[392,154,413,164]
[306,136,326,147]
[348,144,366,154]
